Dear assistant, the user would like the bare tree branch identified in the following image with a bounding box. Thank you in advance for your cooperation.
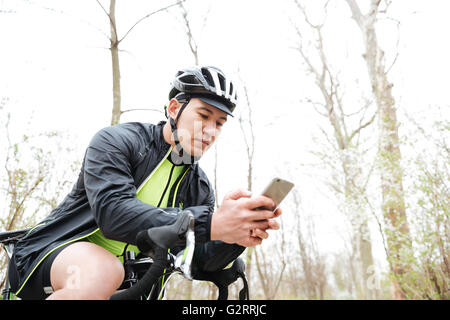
[95,0,117,41]
[348,109,377,143]
[345,0,365,30]
[119,0,185,43]
[178,1,199,65]
[120,108,164,115]
[384,16,401,74]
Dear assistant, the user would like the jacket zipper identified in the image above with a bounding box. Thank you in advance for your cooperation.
[169,167,190,208]
[157,164,176,207]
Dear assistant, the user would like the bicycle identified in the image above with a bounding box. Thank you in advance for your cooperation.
[0,211,249,300]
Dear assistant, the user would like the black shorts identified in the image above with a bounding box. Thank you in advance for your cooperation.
[9,244,68,300]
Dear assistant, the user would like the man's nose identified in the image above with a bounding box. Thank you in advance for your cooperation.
[203,122,217,139]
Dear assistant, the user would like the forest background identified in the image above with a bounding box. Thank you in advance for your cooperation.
[0,0,448,300]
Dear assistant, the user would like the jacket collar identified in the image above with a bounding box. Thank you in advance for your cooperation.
[155,121,171,151]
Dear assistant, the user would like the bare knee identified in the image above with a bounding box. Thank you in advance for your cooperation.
[49,242,124,300]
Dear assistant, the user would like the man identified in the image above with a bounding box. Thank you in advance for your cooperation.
[8,66,281,299]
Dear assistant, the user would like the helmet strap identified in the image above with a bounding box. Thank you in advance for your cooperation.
[169,96,201,165]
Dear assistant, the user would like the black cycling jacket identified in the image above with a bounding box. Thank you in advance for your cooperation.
[9,121,244,294]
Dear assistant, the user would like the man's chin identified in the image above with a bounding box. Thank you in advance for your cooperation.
[189,143,210,157]
[174,144,205,162]
[190,147,206,158]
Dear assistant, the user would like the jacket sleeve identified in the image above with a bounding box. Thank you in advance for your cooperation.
[83,126,212,245]
[191,171,246,273]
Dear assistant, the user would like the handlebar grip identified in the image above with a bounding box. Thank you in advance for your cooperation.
[136,210,194,257]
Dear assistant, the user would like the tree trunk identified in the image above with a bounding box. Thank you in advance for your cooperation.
[109,0,121,125]
[237,83,256,291]
[359,220,376,299]
[292,1,378,298]
[345,0,412,299]
[244,159,254,284]
[342,155,378,299]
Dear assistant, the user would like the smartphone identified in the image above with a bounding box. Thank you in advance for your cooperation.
[256,177,295,211]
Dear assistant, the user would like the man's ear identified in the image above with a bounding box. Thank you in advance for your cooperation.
[167,99,181,120]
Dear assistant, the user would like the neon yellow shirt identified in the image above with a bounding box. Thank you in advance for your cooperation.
[86,147,189,260]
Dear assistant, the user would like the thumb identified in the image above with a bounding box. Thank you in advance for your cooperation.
[223,189,252,201]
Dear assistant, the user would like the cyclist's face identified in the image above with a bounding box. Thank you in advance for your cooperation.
[172,98,228,157]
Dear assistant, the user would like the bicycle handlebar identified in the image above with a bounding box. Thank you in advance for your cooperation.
[110,210,195,300]
[109,209,249,300]
[110,246,169,300]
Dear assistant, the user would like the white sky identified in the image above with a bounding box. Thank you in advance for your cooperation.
[1,0,449,272]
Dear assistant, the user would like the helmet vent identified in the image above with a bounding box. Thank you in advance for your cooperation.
[179,74,199,84]
[217,73,226,92]
[201,68,215,87]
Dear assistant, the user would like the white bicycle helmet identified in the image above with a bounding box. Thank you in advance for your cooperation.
[168,66,238,116]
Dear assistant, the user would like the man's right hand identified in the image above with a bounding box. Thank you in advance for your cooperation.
[210,189,280,247]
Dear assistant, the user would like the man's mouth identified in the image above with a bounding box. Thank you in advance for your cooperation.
[195,139,210,147]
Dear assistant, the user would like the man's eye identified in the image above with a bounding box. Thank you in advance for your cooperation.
[216,122,223,128]
[199,114,208,119]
